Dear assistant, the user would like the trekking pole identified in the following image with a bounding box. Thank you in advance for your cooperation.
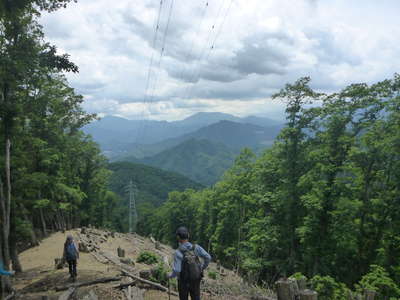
[168,278,171,300]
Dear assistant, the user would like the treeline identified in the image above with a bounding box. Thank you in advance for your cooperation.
[0,0,119,291]
[141,77,400,298]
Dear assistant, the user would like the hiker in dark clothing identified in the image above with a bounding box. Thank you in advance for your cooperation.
[169,227,211,300]
[63,235,79,281]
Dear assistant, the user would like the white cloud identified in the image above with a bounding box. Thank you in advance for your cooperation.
[40,0,400,121]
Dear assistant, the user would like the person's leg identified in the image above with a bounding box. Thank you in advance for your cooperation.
[72,260,77,277]
[67,260,73,277]
[178,280,189,300]
[189,280,201,300]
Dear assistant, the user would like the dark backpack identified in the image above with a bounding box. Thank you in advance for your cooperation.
[180,245,202,282]
[66,242,77,260]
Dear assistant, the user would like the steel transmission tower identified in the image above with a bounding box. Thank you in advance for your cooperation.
[126,180,138,233]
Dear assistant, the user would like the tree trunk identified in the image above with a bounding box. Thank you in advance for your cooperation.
[298,290,318,300]
[39,207,47,237]
[275,279,296,300]
[0,175,10,270]
[10,204,22,273]
[20,204,39,246]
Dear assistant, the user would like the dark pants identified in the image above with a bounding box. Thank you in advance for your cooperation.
[178,279,201,300]
[67,259,77,277]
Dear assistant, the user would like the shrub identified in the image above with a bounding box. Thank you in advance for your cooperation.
[150,262,168,285]
[208,270,218,280]
[356,265,400,299]
[136,251,159,265]
[310,275,351,300]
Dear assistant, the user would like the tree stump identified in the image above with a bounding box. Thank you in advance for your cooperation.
[297,278,307,290]
[81,227,86,234]
[111,232,115,238]
[299,289,318,300]
[139,269,151,280]
[276,279,296,300]
[364,290,377,300]
[117,247,125,258]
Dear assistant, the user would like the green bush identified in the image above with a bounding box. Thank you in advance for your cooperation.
[356,265,400,299]
[136,251,159,265]
[150,262,168,285]
[208,270,218,280]
[310,275,350,300]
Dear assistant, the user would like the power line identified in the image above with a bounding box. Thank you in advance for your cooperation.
[137,0,175,144]
[179,0,229,100]
[132,0,165,148]
[175,1,209,82]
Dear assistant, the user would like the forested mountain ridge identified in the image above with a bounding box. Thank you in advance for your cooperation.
[84,113,282,158]
[113,120,283,186]
[138,138,237,185]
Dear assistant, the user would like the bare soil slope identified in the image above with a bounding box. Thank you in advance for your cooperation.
[12,228,272,300]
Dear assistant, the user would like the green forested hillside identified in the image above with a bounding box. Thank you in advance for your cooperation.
[139,139,237,185]
[106,162,203,233]
[139,77,400,298]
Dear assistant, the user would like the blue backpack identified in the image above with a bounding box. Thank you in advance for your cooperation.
[66,243,77,260]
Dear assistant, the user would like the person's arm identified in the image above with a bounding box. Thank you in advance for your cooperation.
[74,242,79,259]
[196,245,211,271]
[168,251,182,278]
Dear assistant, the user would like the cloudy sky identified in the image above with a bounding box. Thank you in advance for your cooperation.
[40,0,400,121]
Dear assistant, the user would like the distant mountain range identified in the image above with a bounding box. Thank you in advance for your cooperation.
[83,112,282,158]
[84,112,285,185]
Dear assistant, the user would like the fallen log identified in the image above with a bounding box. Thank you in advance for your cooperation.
[58,287,76,300]
[55,277,122,292]
[116,270,179,297]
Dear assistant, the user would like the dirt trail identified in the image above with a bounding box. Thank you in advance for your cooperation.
[12,229,271,300]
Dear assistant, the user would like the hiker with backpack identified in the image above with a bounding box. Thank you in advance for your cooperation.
[168,226,211,300]
[63,235,79,281]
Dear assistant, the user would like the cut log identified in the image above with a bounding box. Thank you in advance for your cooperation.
[58,287,76,300]
[55,277,122,292]
[117,270,179,297]
[298,289,318,300]
[150,236,156,244]
[364,290,377,300]
[276,279,296,300]
[90,252,108,264]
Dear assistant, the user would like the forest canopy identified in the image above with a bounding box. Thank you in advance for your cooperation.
[140,76,400,297]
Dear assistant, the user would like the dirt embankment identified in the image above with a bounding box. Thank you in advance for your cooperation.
[11,228,272,300]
